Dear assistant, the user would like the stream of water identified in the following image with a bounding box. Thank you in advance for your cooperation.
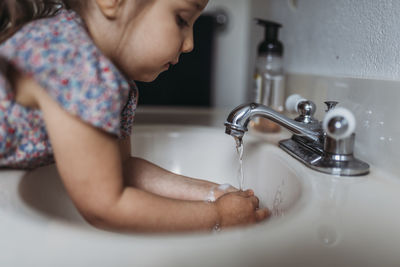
[234,137,245,190]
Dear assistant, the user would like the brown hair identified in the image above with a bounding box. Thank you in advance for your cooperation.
[0,0,87,43]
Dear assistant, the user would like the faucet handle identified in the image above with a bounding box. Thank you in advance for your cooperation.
[295,100,317,124]
[324,101,339,112]
[322,107,357,156]
[285,94,306,113]
[297,100,316,117]
[323,107,356,140]
[285,94,317,124]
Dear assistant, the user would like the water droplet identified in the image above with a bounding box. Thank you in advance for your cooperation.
[317,225,339,247]
[379,136,385,141]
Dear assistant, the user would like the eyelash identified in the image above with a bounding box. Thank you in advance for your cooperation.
[176,15,189,28]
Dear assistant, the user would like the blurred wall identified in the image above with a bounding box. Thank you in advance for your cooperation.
[205,0,251,108]
[256,0,400,80]
[206,0,275,108]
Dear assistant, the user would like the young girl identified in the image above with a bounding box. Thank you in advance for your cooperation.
[0,0,270,232]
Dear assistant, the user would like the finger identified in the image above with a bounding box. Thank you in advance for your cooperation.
[255,208,271,222]
[242,189,254,197]
[249,196,260,209]
[236,189,253,197]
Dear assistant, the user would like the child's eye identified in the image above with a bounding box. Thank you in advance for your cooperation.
[176,15,189,28]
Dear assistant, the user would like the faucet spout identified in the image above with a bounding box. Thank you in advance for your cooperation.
[224,103,321,142]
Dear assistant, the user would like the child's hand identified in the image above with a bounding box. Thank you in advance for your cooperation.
[214,189,270,229]
[205,183,237,202]
[213,183,238,200]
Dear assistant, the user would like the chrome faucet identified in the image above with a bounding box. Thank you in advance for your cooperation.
[224,97,369,176]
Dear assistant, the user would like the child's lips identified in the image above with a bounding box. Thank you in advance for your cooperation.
[163,63,171,70]
[165,61,179,70]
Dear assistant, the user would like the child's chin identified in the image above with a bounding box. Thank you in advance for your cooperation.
[136,72,162,83]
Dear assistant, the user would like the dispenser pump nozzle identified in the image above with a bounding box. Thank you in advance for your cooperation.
[255,18,283,56]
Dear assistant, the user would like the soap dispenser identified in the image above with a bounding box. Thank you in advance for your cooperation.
[250,19,285,133]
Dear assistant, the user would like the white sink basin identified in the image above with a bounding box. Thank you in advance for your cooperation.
[9,125,304,226]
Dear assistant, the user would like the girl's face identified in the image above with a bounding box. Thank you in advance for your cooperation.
[109,0,208,82]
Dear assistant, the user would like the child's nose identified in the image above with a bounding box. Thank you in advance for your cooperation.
[181,32,194,53]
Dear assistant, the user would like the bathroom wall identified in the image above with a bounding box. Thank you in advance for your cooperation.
[208,0,400,100]
[205,0,279,107]
[204,0,252,107]
[258,0,400,175]
[259,0,400,79]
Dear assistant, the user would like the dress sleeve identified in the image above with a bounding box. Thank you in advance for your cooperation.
[32,46,132,137]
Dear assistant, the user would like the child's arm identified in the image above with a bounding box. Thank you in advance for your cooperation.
[25,79,269,232]
[119,141,237,202]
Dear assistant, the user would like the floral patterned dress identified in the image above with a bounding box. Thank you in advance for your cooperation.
[0,9,138,169]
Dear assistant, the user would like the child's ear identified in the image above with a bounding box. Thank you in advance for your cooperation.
[95,0,123,19]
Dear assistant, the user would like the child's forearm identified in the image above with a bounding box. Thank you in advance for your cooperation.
[123,157,234,201]
[93,186,219,232]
